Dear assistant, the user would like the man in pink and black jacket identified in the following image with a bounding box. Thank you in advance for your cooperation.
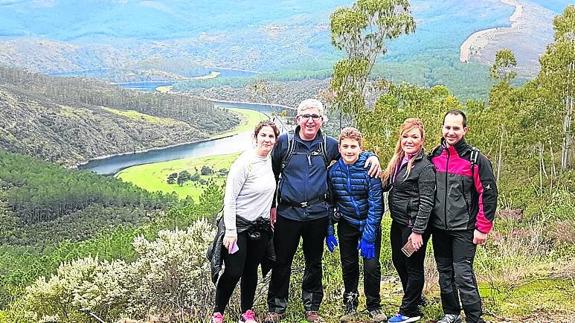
[429,110,498,323]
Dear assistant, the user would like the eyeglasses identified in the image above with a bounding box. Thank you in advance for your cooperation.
[298,114,322,120]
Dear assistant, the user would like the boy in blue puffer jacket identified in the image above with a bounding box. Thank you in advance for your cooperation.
[327,127,386,323]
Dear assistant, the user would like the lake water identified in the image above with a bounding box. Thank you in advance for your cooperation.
[79,97,292,175]
[78,130,254,175]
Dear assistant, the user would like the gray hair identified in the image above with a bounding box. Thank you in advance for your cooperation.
[297,99,325,117]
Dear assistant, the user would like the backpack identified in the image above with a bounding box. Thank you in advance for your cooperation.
[280,130,330,171]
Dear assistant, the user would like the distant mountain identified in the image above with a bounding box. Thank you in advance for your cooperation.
[0,0,568,83]
[0,66,240,165]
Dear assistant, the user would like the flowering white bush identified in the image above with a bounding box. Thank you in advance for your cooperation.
[7,219,216,322]
[128,220,214,319]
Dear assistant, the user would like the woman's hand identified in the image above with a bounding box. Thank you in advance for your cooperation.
[223,235,237,251]
[409,232,423,251]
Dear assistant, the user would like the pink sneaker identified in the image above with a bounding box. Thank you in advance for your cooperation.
[212,312,224,323]
[239,309,257,323]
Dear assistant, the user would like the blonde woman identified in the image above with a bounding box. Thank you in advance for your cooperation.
[382,118,435,323]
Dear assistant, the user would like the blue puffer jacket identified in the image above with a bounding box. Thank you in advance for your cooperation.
[328,153,384,243]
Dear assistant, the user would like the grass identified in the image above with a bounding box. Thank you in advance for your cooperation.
[117,153,238,200]
[210,107,268,139]
[117,107,266,201]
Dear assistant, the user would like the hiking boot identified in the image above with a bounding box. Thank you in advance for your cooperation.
[387,313,421,323]
[263,312,284,323]
[305,310,325,323]
[339,305,357,322]
[212,312,224,323]
[437,314,462,323]
[368,308,388,322]
[418,295,427,307]
[340,292,358,322]
[239,309,257,323]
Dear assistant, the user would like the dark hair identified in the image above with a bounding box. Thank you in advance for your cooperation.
[443,109,467,127]
[254,120,280,139]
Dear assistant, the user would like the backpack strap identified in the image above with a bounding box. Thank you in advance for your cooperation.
[281,130,330,170]
[318,132,329,167]
[281,131,296,171]
[469,146,480,184]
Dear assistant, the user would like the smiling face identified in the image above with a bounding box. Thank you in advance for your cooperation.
[442,113,468,147]
[296,107,323,141]
[339,138,362,165]
[255,125,277,156]
[401,127,424,155]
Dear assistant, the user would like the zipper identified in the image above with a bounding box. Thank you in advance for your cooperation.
[345,163,361,218]
[444,148,450,230]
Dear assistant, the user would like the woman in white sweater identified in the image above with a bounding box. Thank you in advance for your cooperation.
[212,120,280,323]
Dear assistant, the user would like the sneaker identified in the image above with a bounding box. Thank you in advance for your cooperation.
[437,314,462,323]
[263,312,284,323]
[305,311,325,323]
[239,309,257,323]
[212,312,224,323]
[387,313,421,323]
[368,309,388,322]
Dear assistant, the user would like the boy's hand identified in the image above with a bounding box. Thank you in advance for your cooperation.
[326,235,338,253]
[358,239,375,259]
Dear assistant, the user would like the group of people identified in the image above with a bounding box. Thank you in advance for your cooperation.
[209,98,498,323]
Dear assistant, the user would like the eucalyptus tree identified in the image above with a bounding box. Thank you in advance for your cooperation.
[330,0,415,122]
[490,49,517,84]
[538,5,575,170]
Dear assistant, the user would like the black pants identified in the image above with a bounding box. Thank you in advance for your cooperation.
[267,215,328,313]
[214,230,270,313]
[390,221,430,316]
[432,228,483,323]
[338,219,382,311]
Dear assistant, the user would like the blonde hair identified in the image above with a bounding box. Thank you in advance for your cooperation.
[381,118,425,184]
[338,127,363,148]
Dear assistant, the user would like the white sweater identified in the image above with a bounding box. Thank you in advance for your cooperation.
[223,149,276,236]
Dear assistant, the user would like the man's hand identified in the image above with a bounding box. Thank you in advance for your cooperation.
[364,155,381,178]
[473,229,488,245]
[270,207,277,230]
[409,232,423,251]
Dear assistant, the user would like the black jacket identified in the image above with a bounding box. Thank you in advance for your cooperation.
[384,151,436,234]
[429,139,498,232]
[206,215,275,285]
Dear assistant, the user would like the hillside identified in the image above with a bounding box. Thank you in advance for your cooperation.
[0,66,240,165]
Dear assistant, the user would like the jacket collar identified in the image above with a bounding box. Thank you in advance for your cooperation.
[440,138,472,156]
[337,153,368,170]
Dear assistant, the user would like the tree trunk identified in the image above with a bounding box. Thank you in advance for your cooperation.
[561,94,573,170]
[561,61,575,170]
